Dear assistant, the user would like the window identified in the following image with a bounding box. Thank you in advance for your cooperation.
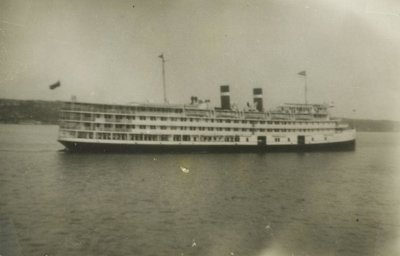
[77,132,87,139]
[180,118,187,121]
[150,116,156,121]
[274,137,280,142]
[139,125,146,129]
[139,116,146,120]
[228,136,234,142]
[150,126,156,130]
[161,117,167,121]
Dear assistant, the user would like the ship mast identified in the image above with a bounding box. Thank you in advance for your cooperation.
[305,75,308,105]
[298,70,307,105]
[159,53,167,103]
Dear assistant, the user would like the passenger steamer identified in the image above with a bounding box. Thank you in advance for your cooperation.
[57,85,356,152]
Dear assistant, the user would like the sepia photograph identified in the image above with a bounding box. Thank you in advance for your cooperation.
[0,0,399,255]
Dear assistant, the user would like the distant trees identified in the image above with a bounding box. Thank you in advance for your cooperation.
[0,99,62,124]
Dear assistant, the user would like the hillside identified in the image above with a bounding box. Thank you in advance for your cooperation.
[0,99,62,124]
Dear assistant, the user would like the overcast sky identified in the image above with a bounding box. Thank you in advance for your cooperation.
[0,0,399,120]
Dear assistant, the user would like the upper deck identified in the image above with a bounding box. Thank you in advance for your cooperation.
[60,101,332,122]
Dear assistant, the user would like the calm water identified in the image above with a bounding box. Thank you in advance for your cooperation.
[0,124,399,256]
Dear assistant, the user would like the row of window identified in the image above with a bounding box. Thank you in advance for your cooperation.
[77,132,242,142]
[273,137,327,142]
[65,104,183,114]
[61,113,334,126]
[65,104,330,118]
[72,132,329,143]
[65,123,334,133]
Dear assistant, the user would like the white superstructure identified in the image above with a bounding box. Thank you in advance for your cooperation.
[57,86,356,152]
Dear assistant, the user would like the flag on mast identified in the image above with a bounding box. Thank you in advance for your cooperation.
[298,70,306,76]
[158,54,164,60]
[49,81,61,90]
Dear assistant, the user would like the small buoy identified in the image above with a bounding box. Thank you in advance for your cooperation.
[180,166,190,174]
[265,224,271,230]
[230,252,235,256]
[191,239,196,247]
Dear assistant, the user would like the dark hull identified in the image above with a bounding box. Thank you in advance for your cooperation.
[59,140,356,153]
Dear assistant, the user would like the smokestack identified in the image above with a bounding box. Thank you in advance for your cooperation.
[220,85,230,109]
[253,88,263,112]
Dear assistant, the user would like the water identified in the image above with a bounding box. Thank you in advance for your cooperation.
[0,124,399,256]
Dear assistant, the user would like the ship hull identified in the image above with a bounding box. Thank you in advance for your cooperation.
[59,139,356,153]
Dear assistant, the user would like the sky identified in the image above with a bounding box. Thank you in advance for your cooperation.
[0,0,399,120]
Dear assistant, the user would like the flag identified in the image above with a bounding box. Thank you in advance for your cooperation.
[298,70,306,76]
[49,81,61,90]
[158,54,164,59]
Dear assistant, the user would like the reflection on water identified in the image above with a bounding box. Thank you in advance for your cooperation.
[0,125,399,256]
